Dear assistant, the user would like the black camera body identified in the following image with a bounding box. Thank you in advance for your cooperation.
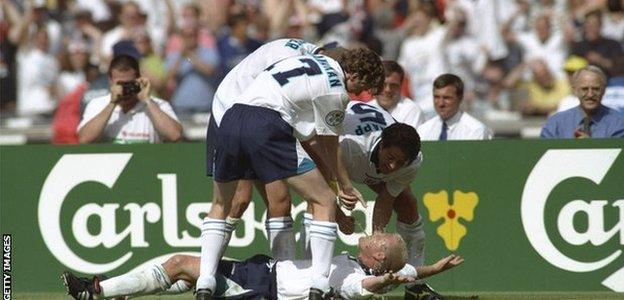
[120,81,141,96]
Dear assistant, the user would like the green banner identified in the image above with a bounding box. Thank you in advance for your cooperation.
[1,140,623,292]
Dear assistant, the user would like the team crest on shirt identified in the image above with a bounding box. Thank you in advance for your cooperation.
[325,110,345,126]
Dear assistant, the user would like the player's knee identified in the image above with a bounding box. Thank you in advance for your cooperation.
[166,255,191,271]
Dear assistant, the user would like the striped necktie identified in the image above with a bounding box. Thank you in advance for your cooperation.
[439,122,448,141]
[582,117,592,137]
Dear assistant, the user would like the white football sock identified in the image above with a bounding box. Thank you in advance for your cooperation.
[196,217,227,291]
[159,280,192,294]
[309,220,337,292]
[300,213,313,260]
[217,217,239,258]
[266,216,295,260]
[397,217,425,284]
[99,265,171,298]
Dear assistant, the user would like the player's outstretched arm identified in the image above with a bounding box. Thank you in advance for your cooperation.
[416,254,464,279]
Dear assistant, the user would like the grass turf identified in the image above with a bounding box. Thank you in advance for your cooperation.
[15,292,624,300]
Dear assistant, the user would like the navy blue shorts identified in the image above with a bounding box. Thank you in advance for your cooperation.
[213,104,305,183]
[214,254,277,300]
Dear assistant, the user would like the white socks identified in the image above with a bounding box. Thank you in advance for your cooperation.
[196,217,231,291]
[99,265,171,298]
[265,216,295,260]
[397,217,425,284]
[299,213,313,260]
[309,220,337,292]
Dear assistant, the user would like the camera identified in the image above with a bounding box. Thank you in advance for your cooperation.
[120,81,141,96]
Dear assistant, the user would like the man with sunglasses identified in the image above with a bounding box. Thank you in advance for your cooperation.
[62,232,463,299]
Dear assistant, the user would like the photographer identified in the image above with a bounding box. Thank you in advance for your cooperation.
[78,55,182,144]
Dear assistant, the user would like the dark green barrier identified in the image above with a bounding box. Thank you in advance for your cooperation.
[1,140,623,292]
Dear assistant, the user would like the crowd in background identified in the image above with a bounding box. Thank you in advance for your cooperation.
[0,0,623,142]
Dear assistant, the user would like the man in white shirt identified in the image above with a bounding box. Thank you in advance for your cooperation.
[78,55,182,144]
[198,48,385,299]
[62,232,464,300]
[418,74,492,140]
[369,61,425,129]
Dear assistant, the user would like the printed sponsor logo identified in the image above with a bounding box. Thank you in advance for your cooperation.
[423,190,479,251]
[38,154,376,274]
[521,149,624,291]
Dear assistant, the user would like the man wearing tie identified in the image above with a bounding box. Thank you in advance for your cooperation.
[541,65,624,138]
[417,74,492,140]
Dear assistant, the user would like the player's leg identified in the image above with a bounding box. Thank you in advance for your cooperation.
[198,105,252,298]
[286,168,337,296]
[255,181,296,261]
[393,186,425,269]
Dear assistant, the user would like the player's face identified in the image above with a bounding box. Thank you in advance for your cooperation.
[574,71,604,114]
[346,73,367,95]
[376,72,402,110]
[377,145,408,174]
[433,85,461,120]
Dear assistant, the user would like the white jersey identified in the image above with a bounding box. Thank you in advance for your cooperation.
[236,54,349,140]
[213,38,321,126]
[340,101,423,197]
[276,254,376,299]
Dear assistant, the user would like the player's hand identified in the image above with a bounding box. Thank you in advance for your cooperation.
[338,185,367,210]
[136,77,151,102]
[432,254,464,273]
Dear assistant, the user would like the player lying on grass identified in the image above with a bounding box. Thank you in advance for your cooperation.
[61,232,463,299]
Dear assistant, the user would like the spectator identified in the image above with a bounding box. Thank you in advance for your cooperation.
[601,56,624,114]
[16,26,59,116]
[166,24,220,114]
[504,59,570,116]
[57,40,89,101]
[557,55,590,112]
[217,13,263,75]
[504,12,568,79]
[101,1,145,66]
[1,0,20,113]
[369,60,424,129]
[441,7,487,105]
[164,1,216,57]
[418,74,492,140]
[398,6,446,119]
[78,55,182,144]
[571,10,623,76]
[541,65,624,138]
[134,30,166,97]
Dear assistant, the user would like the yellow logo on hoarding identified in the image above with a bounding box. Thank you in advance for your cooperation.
[423,190,479,251]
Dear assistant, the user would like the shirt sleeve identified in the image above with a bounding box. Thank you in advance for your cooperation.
[339,273,376,299]
[77,98,108,131]
[155,99,181,122]
[312,93,349,136]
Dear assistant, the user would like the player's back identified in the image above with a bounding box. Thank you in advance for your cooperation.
[237,54,348,140]
[341,101,397,157]
[212,38,320,126]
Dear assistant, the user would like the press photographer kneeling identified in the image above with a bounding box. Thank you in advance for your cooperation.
[78,55,183,144]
